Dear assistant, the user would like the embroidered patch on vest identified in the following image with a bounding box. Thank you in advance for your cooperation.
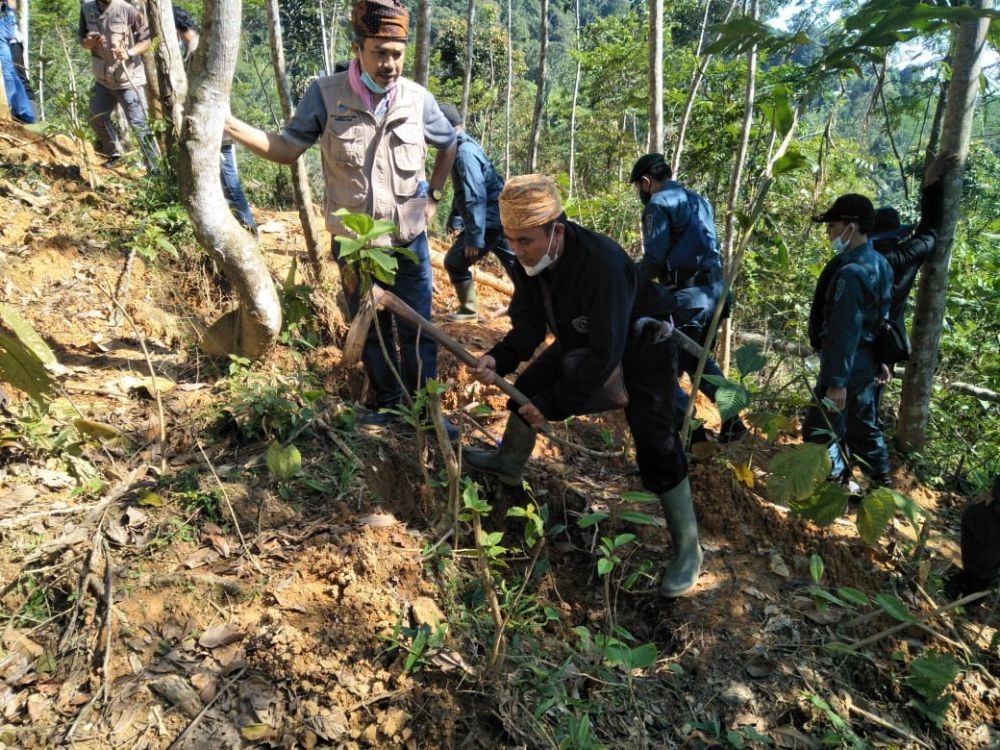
[834,278,846,302]
[571,317,589,334]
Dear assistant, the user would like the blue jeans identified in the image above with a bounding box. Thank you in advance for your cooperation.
[443,227,518,286]
[88,82,157,167]
[220,144,255,229]
[337,233,437,408]
[1,44,33,123]
[803,349,890,482]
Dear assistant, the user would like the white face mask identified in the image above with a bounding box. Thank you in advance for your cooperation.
[831,224,855,254]
[521,225,559,277]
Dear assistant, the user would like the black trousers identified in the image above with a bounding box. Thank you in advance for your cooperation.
[509,335,688,495]
[960,500,1000,590]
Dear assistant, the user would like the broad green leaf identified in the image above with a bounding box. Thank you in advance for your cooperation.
[726,730,746,749]
[625,642,658,670]
[767,443,831,505]
[266,441,302,481]
[462,483,491,514]
[597,558,614,576]
[335,210,374,236]
[367,247,400,275]
[368,219,398,238]
[0,303,57,366]
[808,587,847,607]
[612,533,637,548]
[714,382,752,421]
[791,482,848,526]
[857,488,896,544]
[618,511,656,525]
[735,344,766,378]
[809,554,824,584]
[893,490,925,529]
[0,331,57,404]
[335,237,364,258]
[480,530,504,548]
[905,651,960,703]
[875,593,913,623]
[772,150,810,177]
[578,511,609,528]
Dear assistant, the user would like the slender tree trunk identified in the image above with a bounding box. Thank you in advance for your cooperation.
[924,67,950,170]
[146,0,187,153]
[527,0,549,173]
[718,0,757,374]
[179,0,282,360]
[265,0,325,285]
[317,0,331,74]
[504,0,512,178]
[647,0,664,153]
[568,0,581,200]
[18,0,27,69]
[672,0,738,174]
[413,0,432,87]
[896,0,993,452]
[37,39,44,120]
[461,0,475,120]
[329,0,345,72]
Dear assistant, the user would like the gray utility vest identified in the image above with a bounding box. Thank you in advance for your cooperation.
[81,0,147,91]
[317,74,429,246]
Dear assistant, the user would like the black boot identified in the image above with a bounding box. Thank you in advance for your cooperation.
[463,415,536,485]
[446,280,478,323]
[659,478,703,597]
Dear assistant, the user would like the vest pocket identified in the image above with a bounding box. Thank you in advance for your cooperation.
[389,123,424,198]
[323,123,366,208]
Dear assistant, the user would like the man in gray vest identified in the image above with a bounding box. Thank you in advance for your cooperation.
[226,0,457,425]
[78,0,157,169]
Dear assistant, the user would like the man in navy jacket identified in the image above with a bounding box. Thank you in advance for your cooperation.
[439,103,519,322]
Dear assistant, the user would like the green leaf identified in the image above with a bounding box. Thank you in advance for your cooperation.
[726,730,746,749]
[265,441,302,481]
[809,587,847,607]
[767,443,831,505]
[893,490,925,529]
[857,488,896,544]
[875,593,914,623]
[336,210,375,236]
[620,491,658,503]
[810,553,824,584]
[480,530,504,548]
[0,303,59,404]
[734,344,766,378]
[772,150,810,177]
[618,510,656,525]
[462,483,491,514]
[743,726,772,745]
[335,237,364,258]
[578,511,609,528]
[905,650,960,703]
[791,482,849,526]
[612,533,637,548]
[625,642,658,670]
[597,557,614,576]
[836,587,870,607]
[714,382,752,421]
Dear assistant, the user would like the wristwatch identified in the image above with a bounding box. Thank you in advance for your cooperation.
[429,187,444,202]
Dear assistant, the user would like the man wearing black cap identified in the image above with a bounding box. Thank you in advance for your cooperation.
[806,194,894,487]
[629,153,749,444]
[226,0,457,425]
[438,103,520,323]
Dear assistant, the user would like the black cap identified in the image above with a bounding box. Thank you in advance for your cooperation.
[872,207,913,239]
[630,153,669,183]
[439,103,463,127]
[812,193,875,230]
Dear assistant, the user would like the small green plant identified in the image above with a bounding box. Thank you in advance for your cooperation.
[160,469,223,525]
[334,210,411,289]
[128,206,189,264]
[278,259,319,349]
[218,360,324,443]
[905,650,961,727]
[382,608,447,674]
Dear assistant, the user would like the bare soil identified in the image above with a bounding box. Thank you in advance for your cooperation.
[0,122,997,749]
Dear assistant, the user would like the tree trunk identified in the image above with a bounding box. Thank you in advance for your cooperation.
[265,0,325,286]
[671,0,738,174]
[178,0,282,360]
[413,0,432,87]
[718,0,757,375]
[896,0,993,452]
[527,0,548,173]
[647,0,664,153]
[460,0,475,120]
[317,0,331,74]
[504,0,512,178]
[146,0,187,153]
[567,0,581,200]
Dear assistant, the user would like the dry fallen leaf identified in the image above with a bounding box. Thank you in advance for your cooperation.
[358,511,399,528]
[26,694,47,723]
[190,673,219,703]
[769,553,791,578]
[198,624,245,650]
[729,460,755,488]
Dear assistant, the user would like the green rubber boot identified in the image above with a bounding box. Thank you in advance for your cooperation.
[446,280,478,323]
[659,477,703,597]
[463,415,536,485]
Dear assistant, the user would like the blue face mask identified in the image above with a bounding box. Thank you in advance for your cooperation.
[360,70,388,95]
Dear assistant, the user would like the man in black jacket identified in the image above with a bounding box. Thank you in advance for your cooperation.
[439,103,519,322]
[464,174,703,597]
